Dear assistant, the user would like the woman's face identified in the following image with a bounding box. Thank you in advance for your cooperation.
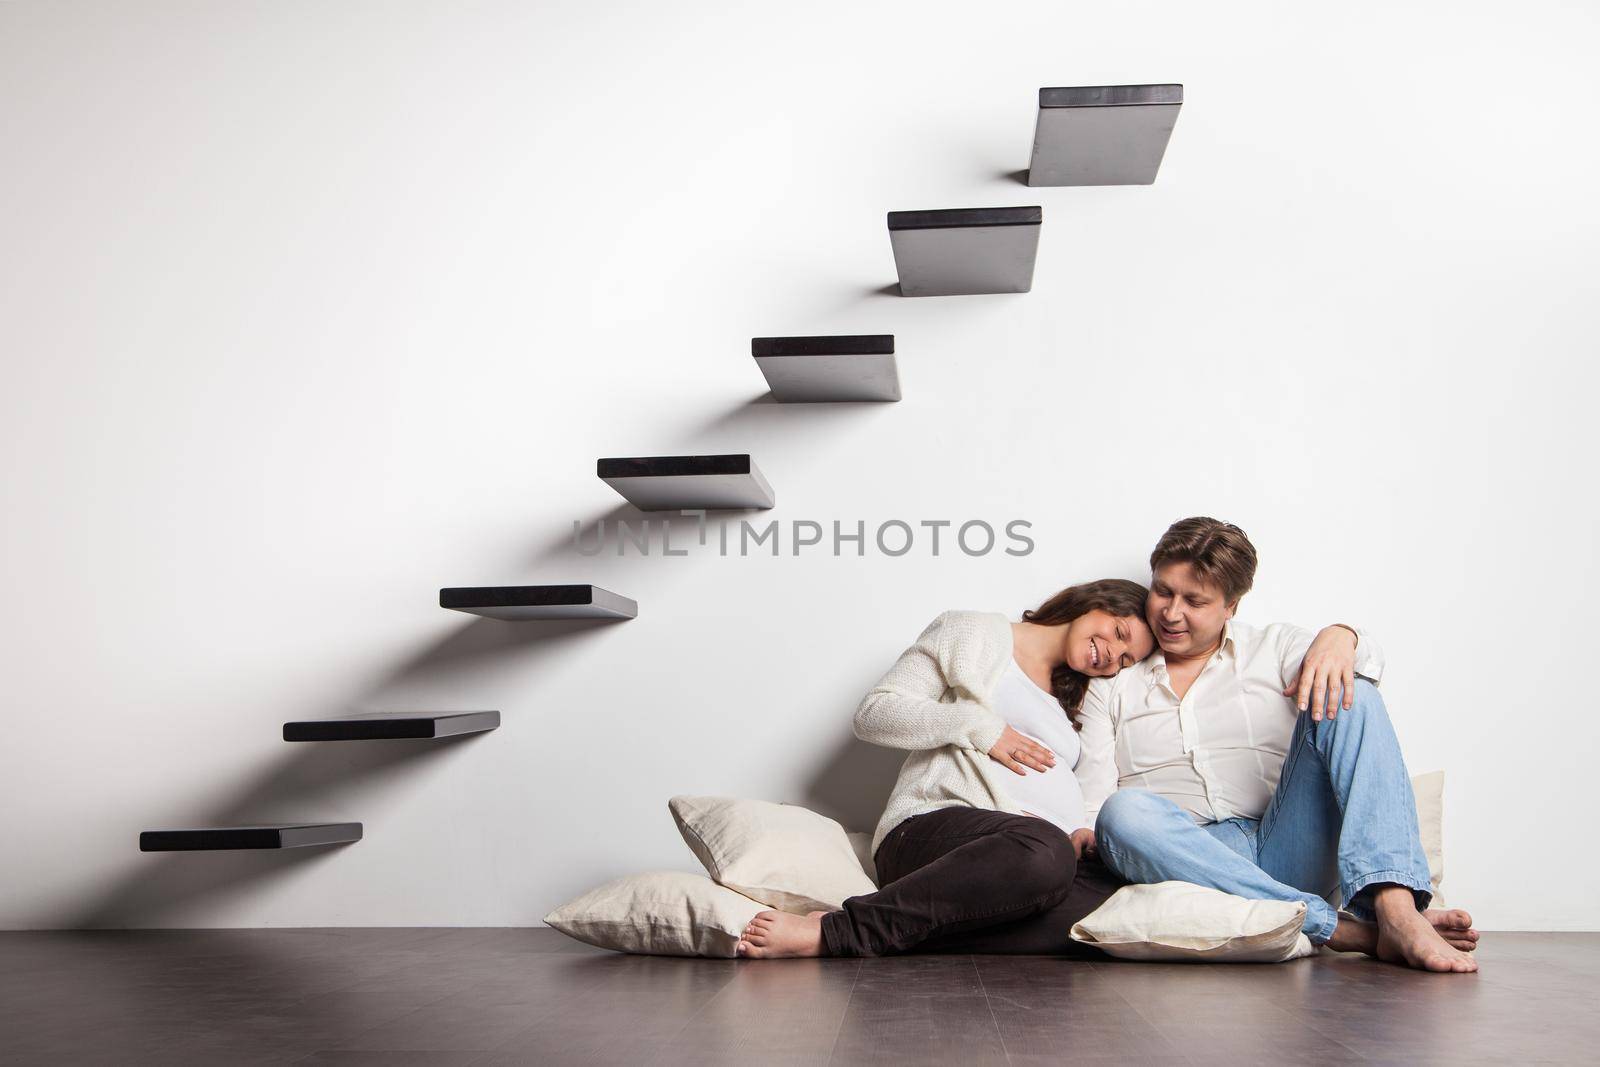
[1063,609,1155,677]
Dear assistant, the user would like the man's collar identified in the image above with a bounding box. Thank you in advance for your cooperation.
[1141,621,1240,690]
[1140,651,1168,691]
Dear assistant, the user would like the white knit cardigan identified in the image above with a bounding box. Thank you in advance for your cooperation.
[854,610,1028,855]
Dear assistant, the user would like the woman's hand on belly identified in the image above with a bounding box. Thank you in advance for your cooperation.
[987,725,1056,776]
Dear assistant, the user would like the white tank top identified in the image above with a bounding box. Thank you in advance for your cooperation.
[993,658,1088,834]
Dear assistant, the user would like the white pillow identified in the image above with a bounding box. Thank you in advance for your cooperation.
[669,796,877,913]
[543,871,764,957]
[1071,881,1314,963]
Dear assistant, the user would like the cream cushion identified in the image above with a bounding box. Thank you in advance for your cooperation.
[543,871,763,957]
[1072,881,1314,962]
[1412,771,1446,905]
[1071,772,1447,962]
[669,795,877,913]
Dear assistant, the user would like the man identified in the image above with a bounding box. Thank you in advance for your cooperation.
[1077,517,1479,973]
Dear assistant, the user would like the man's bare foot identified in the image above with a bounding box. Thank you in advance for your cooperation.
[1373,888,1478,973]
[735,910,828,959]
[1325,908,1479,956]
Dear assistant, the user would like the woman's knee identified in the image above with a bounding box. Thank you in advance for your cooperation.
[998,819,1077,900]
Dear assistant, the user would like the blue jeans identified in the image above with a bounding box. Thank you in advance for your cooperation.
[1094,680,1433,943]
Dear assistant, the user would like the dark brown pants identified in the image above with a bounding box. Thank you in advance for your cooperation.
[819,806,1123,957]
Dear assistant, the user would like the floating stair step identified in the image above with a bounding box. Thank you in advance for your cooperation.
[139,823,363,852]
[283,711,501,742]
[1028,84,1183,187]
[887,206,1041,297]
[752,335,901,402]
[439,584,637,620]
[597,454,775,511]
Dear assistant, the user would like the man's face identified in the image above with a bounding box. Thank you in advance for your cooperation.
[1147,561,1235,659]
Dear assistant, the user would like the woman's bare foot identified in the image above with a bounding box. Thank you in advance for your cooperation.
[1373,888,1478,973]
[735,910,828,959]
[1326,908,1480,955]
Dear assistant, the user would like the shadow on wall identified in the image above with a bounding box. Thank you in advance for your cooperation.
[801,732,907,835]
[670,391,900,455]
[523,501,648,573]
[66,734,487,928]
[67,612,639,928]
[368,614,625,688]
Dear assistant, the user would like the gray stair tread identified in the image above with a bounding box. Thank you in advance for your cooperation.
[1029,83,1183,186]
[139,824,363,851]
[283,711,501,742]
[597,454,775,511]
[439,584,637,620]
[752,335,900,402]
[887,206,1042,297]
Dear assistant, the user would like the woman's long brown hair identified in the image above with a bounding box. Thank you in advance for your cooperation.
[1020,578,1150,730]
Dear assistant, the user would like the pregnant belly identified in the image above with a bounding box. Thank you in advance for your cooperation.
[1006,769,1080,834]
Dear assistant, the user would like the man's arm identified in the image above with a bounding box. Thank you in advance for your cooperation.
[1279,623,1387,720]
[1076,677,1119,826]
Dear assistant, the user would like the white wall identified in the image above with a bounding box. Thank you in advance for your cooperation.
[2,0,1596,930]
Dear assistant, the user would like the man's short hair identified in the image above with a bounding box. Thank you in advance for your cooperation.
[1149,517,1258,604]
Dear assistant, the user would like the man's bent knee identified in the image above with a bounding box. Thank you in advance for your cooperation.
[1095,789,1183,846]
[1328,678,1390,726]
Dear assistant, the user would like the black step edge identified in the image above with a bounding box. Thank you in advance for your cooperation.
[751,335,895,358]
[597,454,754,479]
[139,824,364,851]
[283,711,501,742]
[887,206,1042,232]
[1039,84,1183,108]
[439,585,608,609]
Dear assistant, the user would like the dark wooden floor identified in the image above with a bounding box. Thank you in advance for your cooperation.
[2,928,1595,1065]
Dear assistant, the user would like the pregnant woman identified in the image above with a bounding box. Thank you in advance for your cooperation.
[737,579,1154,958]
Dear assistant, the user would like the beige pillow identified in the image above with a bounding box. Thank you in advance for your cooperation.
[543,871,764,957]
[846,831,879,886]
[1412,771,1446,906]
[1072,881,1314,962]
[669,796,878,913]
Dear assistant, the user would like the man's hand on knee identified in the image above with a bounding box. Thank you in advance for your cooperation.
[1285,624,1359,720]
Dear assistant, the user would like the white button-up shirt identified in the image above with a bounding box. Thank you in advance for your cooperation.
[1076,621,1385,825]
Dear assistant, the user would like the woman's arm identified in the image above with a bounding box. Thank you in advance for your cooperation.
[853,612,1008,753]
